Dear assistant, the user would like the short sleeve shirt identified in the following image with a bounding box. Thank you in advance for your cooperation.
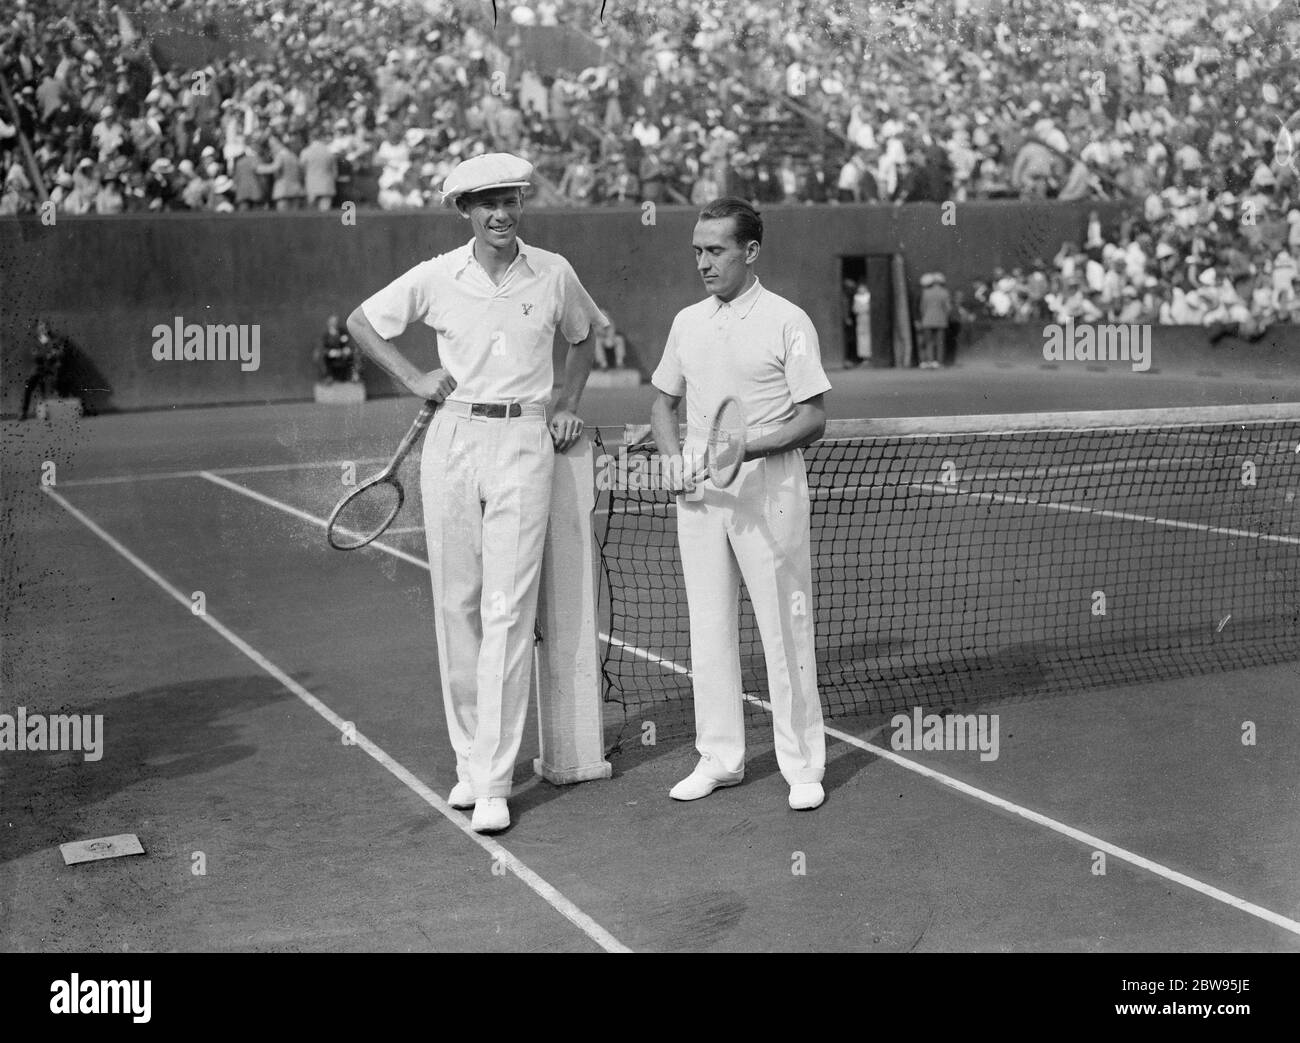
[651,277,831,438]
[361,237,608,405]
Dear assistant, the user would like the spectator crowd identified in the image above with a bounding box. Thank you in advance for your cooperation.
[2,0,1298,332]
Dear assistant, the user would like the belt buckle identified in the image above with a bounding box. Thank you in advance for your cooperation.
[470,402,519,419]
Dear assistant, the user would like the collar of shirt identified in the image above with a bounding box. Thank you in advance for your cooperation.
[451,236,536,283]
[708,275,764,319]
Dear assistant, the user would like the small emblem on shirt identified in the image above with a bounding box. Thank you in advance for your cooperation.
[522,303,534,316]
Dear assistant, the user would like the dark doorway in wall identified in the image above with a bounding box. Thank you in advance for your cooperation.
[839,255,894,367]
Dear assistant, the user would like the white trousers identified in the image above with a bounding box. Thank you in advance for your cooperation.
[676,443,826,785]
[420,410,553,798]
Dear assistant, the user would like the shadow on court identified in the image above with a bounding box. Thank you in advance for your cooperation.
[0,676,280,865]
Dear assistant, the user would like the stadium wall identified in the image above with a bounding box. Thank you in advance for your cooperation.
[952,321,1300,381]
[0,199,1215,415]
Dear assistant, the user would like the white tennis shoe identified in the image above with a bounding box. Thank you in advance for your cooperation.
[669,770,743,801]
[472,797,510,833]
[788,782,825,810]
[448,781,475,810]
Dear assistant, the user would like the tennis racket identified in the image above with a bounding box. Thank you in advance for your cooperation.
[326,399,438,550]
[695,395,748,489]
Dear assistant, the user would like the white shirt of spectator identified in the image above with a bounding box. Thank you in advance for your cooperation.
[376,138,410,181]
[780,163,798,198]
[1085,258,1106,294]
[361,237,608,407]
[1272,255,1296,299]
[837,155,866,192]
[787,62,808,98]
[632,117,661,149]
[651,277,832,440]
[1080,139,1110,169]
[1101,267,1125,303]
[1169,287,1209,325]
[848,106,876,150]
[1124,241,1147,282]
[1175,143,1203,172]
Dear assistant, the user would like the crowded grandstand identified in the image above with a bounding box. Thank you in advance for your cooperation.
[3,1,1299,334]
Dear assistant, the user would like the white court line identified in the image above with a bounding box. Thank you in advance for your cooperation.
[912,482,1300,546]
[200,472,429,570]
[202,471,1300,941]
[820,723,1300,939]
[41,484,629,954]
[596,482,1296,546]
[59,457,388,487]
[609,641,1300,940]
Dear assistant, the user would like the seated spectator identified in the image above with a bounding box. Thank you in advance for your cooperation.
[144,156,177,210]
[211,174,236,213]
[558,145,597,204]
[95,174,125,214]
[1272,250,1296,308]
[62,158,98,213]
[595,320,628,370]
[836,149,875,203]
[602,155,639,205]
[315,315,359,383]
[21,320,69,420]
[1112,285,1144,324]
[179,160,211,210]
[1011,134,1058,199]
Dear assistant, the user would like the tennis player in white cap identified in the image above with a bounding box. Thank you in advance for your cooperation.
[650,197,830,811]
[347,152,609,833]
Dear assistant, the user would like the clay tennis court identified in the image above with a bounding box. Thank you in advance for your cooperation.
[3,367,1298,953]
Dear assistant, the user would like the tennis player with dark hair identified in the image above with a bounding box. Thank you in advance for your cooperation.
[649,197,831,811]
[346,153,608,833]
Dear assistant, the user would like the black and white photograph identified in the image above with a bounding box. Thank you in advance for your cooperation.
[1,0,1297,997]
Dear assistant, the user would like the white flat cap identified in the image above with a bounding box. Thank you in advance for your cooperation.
[440,152,533,205]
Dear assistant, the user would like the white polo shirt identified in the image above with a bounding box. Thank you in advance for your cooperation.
[361,237,608,405]
[652,276,832,436]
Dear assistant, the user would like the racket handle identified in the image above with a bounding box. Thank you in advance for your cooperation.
[385,399,440,471]
[413,398,439,428]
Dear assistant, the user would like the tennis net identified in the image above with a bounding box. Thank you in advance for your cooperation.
[595,403,1300,735]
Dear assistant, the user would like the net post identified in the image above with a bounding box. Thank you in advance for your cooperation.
[532,432,613,785]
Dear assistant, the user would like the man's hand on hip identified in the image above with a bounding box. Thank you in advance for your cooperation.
[408,368,457,403]
[549,409,584,451]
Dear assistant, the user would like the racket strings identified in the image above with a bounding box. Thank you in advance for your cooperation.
[708,398,747,486]
[710,429,743,469]
[329,480,403,549]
